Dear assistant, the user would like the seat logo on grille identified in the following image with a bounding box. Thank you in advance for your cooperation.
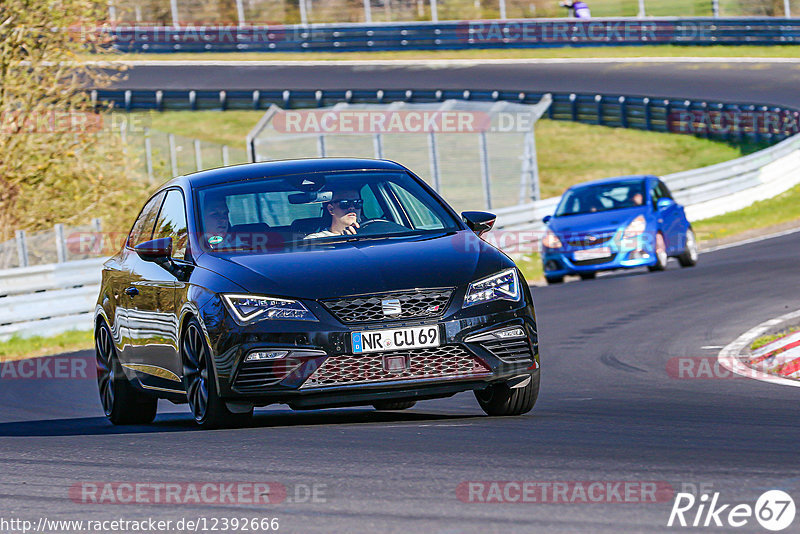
[382,299,402,316]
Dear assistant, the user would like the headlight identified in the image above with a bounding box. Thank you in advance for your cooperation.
[622,215,647,238]
[542,230,563,249]
[464,268,522,308]
[222,294,318,323]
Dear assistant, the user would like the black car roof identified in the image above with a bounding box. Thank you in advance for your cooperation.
[162,158,408,190]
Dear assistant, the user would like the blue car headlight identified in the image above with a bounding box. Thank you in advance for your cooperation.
[463,268,522,308]
[222,294,318,323]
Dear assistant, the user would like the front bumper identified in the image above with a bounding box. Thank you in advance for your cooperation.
[542,233,658,277]
[199,296,538,408]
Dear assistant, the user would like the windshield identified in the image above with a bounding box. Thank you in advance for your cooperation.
[555,180,646,217]
[196,170,460,253]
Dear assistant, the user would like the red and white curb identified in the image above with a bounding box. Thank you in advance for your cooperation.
[718,309,800,388]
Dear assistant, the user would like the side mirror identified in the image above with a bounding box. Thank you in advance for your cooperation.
[656,198,675,211]
[542,215,552,224]
[461,211,496,237]
[135,238,172,263]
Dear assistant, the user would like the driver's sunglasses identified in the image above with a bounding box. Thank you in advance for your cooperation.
[332,199,363,210]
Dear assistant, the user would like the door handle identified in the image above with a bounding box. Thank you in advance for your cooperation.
[124,286,139,297]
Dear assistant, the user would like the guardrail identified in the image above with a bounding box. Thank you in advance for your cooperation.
[0,258,104,341]
[107,18,800,53]
[95,88,800,145]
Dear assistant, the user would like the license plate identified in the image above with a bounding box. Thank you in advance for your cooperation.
[352,325,440,354]
[573,247,611,261]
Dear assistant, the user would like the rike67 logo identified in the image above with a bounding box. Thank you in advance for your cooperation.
[668,490,796,531]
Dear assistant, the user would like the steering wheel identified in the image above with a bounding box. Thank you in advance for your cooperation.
[357,219,406,235]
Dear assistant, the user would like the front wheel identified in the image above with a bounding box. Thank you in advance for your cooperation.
[579,272,596,280]
[677,228,699,267]
[95,322,157,425]
[182,319,252,429]
[545,275,564,285]
[475,371,539,416]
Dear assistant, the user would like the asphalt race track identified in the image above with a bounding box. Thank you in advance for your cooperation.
[1,60,800,533]
[114,60,800,108]
[1,233,800,533]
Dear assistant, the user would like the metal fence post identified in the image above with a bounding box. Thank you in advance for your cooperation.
[478,132,492,210]
[317,135,327,157]
[299,0,309,25]
[15,230,28,268]
[499,0,507,19]
[222,145,230,166]
[595,94,604,126]
[785,0,791,17]
[373,134,384,159]
[364,0,372,23]
[54,224,67,263]
[528,131,541,201]
[712,0,719,17]
[236,0,246,26]
[194,139,203,171]
[427,132,441,192]
[638,0,646,17]
[92,218,103,256]
[643,97,652,130]
[144,128,154,182]
[170,0,179,28]
[169,134,178,176]
[430,0,438,22]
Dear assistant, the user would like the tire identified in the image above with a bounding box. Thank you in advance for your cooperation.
[475,371,540,416]
[648,232,668,272]
[677,228,699,268]
[182,318,252,429]
[545,276,564,285]
[95,322,157,425]
[373,400,416,411]
[579,272,596,280]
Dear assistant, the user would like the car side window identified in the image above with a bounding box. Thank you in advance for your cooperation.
[388,182,444,230]
[658,181,673,200]
[128,192,165,248]
[650,183,662,210]
[153,189,189,259]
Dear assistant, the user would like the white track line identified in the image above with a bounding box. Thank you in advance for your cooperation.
[93,57,800,68]
[718,309,800,388]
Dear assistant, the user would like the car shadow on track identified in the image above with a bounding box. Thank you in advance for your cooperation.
[0,410,488,437]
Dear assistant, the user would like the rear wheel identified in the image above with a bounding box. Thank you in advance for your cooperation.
[678,228,699,267]
[545,275,564,285]
[373,400,416,411]
[95,322,157,425]
[648,232,668,272]
[475,371,539,416]
[182,319,252,429]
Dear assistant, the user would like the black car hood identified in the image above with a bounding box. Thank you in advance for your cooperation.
[197,231,510,300]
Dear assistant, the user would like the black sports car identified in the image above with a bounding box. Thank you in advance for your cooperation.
[94,158,540,428]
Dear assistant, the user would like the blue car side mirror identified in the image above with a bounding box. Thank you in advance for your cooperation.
[542,215,552,224]
[656,198,675,210]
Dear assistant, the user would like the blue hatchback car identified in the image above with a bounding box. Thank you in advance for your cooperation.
[541,175,698,284]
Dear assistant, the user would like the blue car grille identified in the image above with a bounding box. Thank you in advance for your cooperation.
[566,233,615,249]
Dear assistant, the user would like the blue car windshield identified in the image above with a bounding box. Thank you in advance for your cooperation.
[196,170,460,253]
[555,180,646,217]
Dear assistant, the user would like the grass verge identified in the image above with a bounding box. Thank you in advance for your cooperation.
[0,330,93,363]
[95,45,800,63]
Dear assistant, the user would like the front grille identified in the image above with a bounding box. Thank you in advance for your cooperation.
[481,338,534,364]
[301,345,490,388]
[567,234,614,248]
[321,289,453,324]
[232,358,302,393]
[572,255,616,266]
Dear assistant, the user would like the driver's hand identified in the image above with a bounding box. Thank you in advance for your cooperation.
[343,221,360,235]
